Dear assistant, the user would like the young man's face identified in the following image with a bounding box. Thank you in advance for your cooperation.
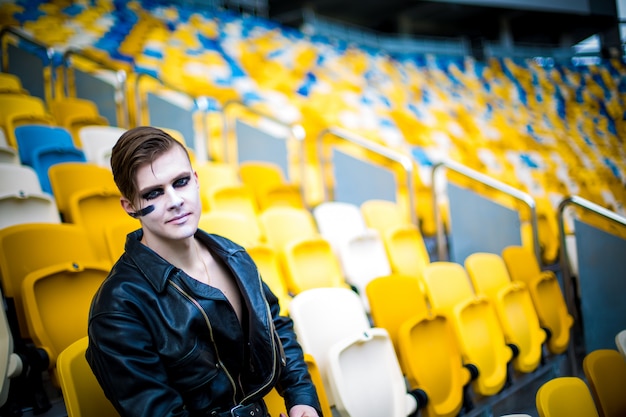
[122,145,200,244]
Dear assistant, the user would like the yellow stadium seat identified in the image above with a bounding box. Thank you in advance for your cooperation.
[464,252,547,373]
[422,262,514,397]
[57,336,120,417]
[501,245,573,355]
[582,349,626,417]
[246,244,291,315]
[366,275,474,417]
[204,184,259,223]
[0,94,56,148]
[21,261,110,379]
[66,186,137,264]
[194,161,241,212]
[198,210,263,248]
[48,97,109,147]
[535,377,599,417]
[103,219,140,264]
[282,237,350,295]
[0,73,28,95]
[259,206,318,253]
[48,162,117,221]
[238,160,304,211]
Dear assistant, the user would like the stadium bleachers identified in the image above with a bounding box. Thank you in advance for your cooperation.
[0,0,625,416]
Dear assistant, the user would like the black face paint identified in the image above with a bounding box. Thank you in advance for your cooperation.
[129,205,155,218]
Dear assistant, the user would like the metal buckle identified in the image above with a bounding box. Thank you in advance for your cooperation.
[230,402,261,417]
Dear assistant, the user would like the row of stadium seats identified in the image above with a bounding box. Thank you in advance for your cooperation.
[1,0,623,234]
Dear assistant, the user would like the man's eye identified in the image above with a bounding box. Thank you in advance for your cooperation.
[174,176,190,188]
[142,189,163,200]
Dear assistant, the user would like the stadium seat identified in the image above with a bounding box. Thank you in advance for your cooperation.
[282,236,350,295]
[238,160,304,210]
[66,186,135,264]
[0,163,43,195]
[501,245,573,355]
[360,199,430,288]
[582,349,626,417]
[366,275,474,417]
[0,192,61,229]
[0,73,28,95]
[48,97,109,146]
[56,336,120,417]
[103,218,140,264]
[259,206,319,253]
[48,162,117,221]
[464,252,547,373]
[289,287,424,416]
[78,125,126,167]
[21,262,110,380]
[0,223,100,339]
[0,94,56,148]
[246,244,291,315]
[204,184,259,224]
[198,210,264,248]
[421,262,514,396]
[535,377,599,417]
[14,125,87,193]
[194,161,241,212]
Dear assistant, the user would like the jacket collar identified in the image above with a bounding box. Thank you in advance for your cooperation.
[124,229,245,293]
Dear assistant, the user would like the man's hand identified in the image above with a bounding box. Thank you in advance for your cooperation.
[280,404,319,417]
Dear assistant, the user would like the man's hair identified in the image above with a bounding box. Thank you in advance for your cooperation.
[111,126,190,204]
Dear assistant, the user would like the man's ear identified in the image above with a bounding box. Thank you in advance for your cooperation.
[120,197,136,217]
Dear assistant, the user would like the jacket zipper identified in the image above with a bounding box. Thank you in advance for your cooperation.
[168,280,239,405]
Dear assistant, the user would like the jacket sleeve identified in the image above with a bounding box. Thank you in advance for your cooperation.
[263,282,323,416]
[86,298,189,417]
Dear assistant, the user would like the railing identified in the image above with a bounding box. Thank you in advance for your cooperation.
[0,26,57,100]
[221,100,307,199]
[431,159,540,264]
[316,127,417,226]
[61,48,130,129]
[134,71,212,162]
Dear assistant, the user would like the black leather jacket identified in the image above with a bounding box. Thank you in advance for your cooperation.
[86,229,321,417]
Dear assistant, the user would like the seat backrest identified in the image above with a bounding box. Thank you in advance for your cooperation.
[501,245,542,286]
[67,187,134,263]
[198,210,263,248]
[14,125,75,166]
[32,147,88,194]
[0,163,42,195]
[78,125,126,166]
[366,275,429,351]
[421,262,474,314]
[536,377,599,417]
[103,219,140,264]
[327,328,416,417]
[0,73,27,94]
[205,184,258,221]
[0,193,61,229]
[21,262,110,372]
[195,161,241,211]
[56,336,120,417]
[0,94,53,148]
[289,287,371,406]
[360,199,409,237]
[582,349,626,417]
[259,206,318,252]
[313,201,368,250]
[464,252,511,300]
[246,244,291,315]
[385,226,431,283]
[48,162,117,220]
[340,231,391,309]
[282,237,348,295]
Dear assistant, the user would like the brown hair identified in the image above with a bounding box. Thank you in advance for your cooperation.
[110,126,190,204]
